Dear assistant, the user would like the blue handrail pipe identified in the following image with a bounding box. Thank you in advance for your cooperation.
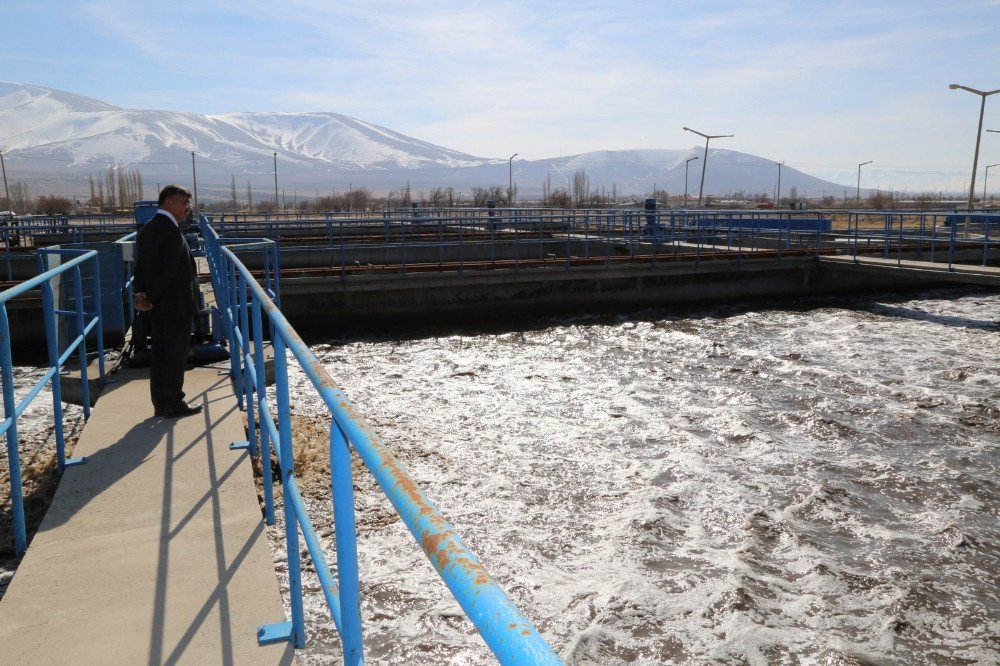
[200,217,560,665]
[1,249,105,557]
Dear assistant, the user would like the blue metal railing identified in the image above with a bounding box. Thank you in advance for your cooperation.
[1,249,105,557]
[201,218,560,665]
[846,211,999,269]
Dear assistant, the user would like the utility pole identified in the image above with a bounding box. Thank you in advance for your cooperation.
[191,151,199,211]
[775,161,784,207]
[0,149,9,207]
[273,152,279,212]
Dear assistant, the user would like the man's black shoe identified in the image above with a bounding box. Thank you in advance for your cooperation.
[163,402,203,418]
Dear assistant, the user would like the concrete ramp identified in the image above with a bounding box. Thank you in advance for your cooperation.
[0,367,293,665]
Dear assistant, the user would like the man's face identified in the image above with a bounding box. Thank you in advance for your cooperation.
[163,194,192,222]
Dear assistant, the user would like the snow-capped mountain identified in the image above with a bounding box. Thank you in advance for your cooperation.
[0,82,490,171]
[1,82,858,200]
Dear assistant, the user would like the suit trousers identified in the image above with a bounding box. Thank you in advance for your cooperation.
[149,316,192,412]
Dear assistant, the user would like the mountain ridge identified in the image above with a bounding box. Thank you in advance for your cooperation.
[1,82,858,199]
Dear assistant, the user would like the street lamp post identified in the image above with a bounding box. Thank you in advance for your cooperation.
[949,84,1000,211]
[684,156,699,208]
[856,161,872,205]
[0,150,10,207]
[273,152,279,213]
[508,153,518,206]
[775,161,784,207]
[683,126,733,207]
[984,162,1000,202]
[191,151,198,211]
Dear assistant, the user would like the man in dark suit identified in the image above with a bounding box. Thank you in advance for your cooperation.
[134,185,203,418]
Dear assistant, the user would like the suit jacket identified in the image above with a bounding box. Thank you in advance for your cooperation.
[135,213,199,320]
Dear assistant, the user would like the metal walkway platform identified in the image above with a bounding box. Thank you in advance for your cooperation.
[0,367,293,665]
[819,254,1000,286]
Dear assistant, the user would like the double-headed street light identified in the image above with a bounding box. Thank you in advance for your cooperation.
[683,126,733,207]
[857,161,872,205]
[683,156,699,207]
[949,84,1000,211]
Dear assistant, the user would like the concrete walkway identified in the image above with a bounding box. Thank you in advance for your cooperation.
[0,367,293,665]
[820,254,1000,286]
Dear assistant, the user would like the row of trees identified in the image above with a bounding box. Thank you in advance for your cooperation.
[0,166,985,214]
[87,167,144,211]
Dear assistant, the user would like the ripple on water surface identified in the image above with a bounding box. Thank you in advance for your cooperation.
[275,289,999,664]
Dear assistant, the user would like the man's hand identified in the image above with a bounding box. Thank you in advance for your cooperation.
[134,292,153,312]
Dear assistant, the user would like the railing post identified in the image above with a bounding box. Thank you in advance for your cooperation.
[949,217,957,271]
[982,216,990,267]
[458,213,465,278]
[226,259,244,408]
[237,278,257,454]
[0,306,27,556]
[73,266,91,420]
[40,280,69,474]
[90,255,105,385]
[252,296,275,524]
[606,211,613,267]
[271,332,306,648]
[853,213,860,261]
[330,422,364,664]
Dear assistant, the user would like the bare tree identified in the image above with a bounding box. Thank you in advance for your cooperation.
[550,188,571,208]
[10,181,31,213]
[345,187,372,211]
[914,192,937,211]
[428,187,448,207]
[246,180,254,211]
[866,190,891,210]
[104,167,118,210]
[572,169,590,207]
[231,175,238,211]
[488,185,506,205]
[37,195,73,214]
[471,187,488,207]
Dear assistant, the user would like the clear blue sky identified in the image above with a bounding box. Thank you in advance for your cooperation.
[3,0,1000,191]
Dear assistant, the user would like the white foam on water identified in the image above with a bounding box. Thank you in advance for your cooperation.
[276,288,1000,664]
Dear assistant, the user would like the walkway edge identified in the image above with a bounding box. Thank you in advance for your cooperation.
[0,367,294,664]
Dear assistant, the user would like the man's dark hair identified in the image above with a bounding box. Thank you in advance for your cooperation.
[158,184,192,206]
